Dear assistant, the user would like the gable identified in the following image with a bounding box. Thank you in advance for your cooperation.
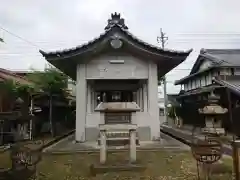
[190,53,213,75]
[198,60,212,71]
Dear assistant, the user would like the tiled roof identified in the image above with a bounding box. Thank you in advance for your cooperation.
[0,68,33,86]
[200,49,240,67]
[213,76,240,96]
[175,48,240,85]
[40,13,192,59]
[177,85,223,98]
[174,66,215,85]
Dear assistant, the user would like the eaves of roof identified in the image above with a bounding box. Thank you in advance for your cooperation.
[213,77,240,96]
[176,84,223,99]
[174,66,215,85]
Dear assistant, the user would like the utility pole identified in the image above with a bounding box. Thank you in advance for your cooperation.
[157,28,168,124]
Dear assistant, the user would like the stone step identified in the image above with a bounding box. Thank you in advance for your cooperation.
[105,131,130,138]
[97,138,139,146]
[98,130,139,146]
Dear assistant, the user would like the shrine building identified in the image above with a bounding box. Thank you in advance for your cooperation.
[40,13,192,142]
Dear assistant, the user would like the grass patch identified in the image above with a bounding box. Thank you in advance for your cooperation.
[36,150,233,180]
[0,150,11,169]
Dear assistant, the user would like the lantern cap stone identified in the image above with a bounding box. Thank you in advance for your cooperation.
[198,105,228,114]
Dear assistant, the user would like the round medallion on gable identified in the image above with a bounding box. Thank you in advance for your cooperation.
[110,38,123,49]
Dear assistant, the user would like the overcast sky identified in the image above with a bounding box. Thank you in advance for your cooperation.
[1,0,240,95]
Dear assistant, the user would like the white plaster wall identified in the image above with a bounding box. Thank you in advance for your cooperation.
[235,68,240,75]
[85,112,150,127]
[86,113,101,127]
[76,54,160,141]
[136,112,151,126]
[86,55,148,79]
[199,60,212,71]
[220,68,231,75]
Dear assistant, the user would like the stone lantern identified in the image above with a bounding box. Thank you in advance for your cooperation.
[198,91,228,135]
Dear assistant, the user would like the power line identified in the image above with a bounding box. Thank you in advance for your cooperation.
[0,25,41,49]
[176,33,240,36]
[157,28,168,120]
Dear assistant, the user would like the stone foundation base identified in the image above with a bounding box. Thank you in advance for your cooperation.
[89,164,146,176]
[97,138,139,146]
[85,126,151,141]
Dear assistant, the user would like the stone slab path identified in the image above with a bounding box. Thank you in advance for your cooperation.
[43,132,189,153]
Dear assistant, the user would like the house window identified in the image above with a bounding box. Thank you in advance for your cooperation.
[231,68,234,75]
[235,68,240,75]
[206,74,212,85]
[201,76,205,86]
[188,81,191,90]
[184,84,187,90]
[196,78,200,88]
[192,80,196,89]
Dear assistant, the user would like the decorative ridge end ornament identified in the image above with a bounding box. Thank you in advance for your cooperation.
[104,12,128,31]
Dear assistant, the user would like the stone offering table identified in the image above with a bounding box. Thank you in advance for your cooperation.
[90,102,146,175]
[99,124,137,164]
[95,102,140,147]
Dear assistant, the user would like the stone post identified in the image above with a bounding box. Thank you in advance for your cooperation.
[100,112,105,124]
[131,112,137,124]
[100,130,107,164]
[130,129,136,163]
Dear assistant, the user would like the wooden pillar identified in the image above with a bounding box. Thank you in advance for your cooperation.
[232,140,240,180]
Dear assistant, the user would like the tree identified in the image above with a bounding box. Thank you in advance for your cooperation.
[27,67,69,137]
[0,79,35,109]
[158,76,165,86]
[27,68,68,94]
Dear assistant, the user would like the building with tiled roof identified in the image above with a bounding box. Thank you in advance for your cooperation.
[174,49,240,133]
[40,12,191,142]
